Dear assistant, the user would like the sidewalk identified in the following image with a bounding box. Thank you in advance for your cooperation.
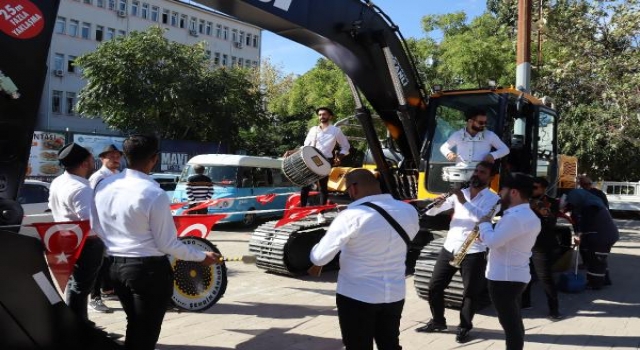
[92,220,640,349]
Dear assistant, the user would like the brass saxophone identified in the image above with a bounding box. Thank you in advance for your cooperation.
[449,200,501,268]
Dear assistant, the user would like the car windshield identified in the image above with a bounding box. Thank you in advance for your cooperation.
[179,165,238,186]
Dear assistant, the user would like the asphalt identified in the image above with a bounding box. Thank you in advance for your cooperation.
[91,219,640,350]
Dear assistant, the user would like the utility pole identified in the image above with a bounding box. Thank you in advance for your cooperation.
[516,0,532,93]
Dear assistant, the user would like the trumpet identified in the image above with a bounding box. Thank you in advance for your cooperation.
[449,199,501,268]
[424,181,470,211]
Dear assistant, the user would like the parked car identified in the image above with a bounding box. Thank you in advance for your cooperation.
[18,179,53,238]
[150,173,181,198]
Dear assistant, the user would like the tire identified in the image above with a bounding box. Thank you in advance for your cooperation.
[169,237,228,311]
[240,208,257,228]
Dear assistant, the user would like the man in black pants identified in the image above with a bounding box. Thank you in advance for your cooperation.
[417,161,499,343]
[478,173,541,350]
[522,177,562,319]
[92,135,221,350]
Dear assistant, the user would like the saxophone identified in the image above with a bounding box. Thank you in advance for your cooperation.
[449,200,501,268]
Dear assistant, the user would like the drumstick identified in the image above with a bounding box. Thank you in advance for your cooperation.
[218,255,257,264]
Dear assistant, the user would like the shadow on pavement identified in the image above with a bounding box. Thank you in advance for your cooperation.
[205,301,337,319]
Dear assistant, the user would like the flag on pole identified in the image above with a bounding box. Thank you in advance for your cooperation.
[173,214,227,239]
[275,204,337,228]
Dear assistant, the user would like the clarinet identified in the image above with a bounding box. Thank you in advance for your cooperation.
[424,182,470,211]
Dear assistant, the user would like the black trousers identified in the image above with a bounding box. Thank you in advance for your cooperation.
[110,256,174,350]
[522,249,559,314]
[65,237,105,323]
[336,294,405,350]
[91,256,113,299]
[581,238,612,288]
[488,280,528,350]
[300,176,329,206]
[428,248,487,329]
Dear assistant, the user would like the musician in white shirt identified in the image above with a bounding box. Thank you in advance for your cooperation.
[416,161,499,344]
[284,107,350,213]
[478,173,540,350]
[91,135,220,350]
[440,108,509,165]
[48,143,102,326]
[309,169,419,350]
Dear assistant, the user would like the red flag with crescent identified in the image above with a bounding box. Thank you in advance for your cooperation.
[31,220,91,293]
[173,214,227,239]
[256,193,277,205]
[275,204,337,228]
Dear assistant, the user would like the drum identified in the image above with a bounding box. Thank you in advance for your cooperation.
[169,237,227,311]
[442,162,477,183]
[283,146,331,187]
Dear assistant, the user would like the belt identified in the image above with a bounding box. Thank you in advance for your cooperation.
[109,255,167,264]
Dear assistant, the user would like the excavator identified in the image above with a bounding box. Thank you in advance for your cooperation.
[0,0,575,347]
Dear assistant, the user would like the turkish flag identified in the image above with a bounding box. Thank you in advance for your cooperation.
[170,202,187,210]
[173,214,227,239]
[256,193,277,205]
[182,199,224,214]
[31,221,91,293]
[275,204,337,228]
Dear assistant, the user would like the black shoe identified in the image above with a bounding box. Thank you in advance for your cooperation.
[415,320,447,333]
[455,328,471,343]
[547,313,563,321]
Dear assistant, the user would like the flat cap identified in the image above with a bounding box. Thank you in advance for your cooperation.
[58,143,91,168]
[99,144,123,158]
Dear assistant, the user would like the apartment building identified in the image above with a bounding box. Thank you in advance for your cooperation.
[38,0,262,134]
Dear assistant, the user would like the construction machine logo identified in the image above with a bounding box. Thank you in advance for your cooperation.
[258,0,292,11]
[0,0,44,39]
[393,56,409,87]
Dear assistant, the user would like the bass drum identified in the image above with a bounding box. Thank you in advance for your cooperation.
[283,146,332,187]
[169,237,228,311]
[414,237,490,310]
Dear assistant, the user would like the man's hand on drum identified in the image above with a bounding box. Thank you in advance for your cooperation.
[333,154,344,166]
[202,251,223,266]
[446,152,457,161]
[283,150,295,157]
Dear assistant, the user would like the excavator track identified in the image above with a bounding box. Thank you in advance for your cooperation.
[249,212,339,276]
[414,237,491,310]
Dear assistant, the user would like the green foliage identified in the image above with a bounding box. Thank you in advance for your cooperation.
[75,26,266,152]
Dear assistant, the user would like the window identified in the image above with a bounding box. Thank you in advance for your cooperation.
[252,60,258,67]
[131,1,139,16]
[189,17,197,31]
[141,3,148,19]
[239,31,244,44]
[106,27,115,40]
[223,26,228,40]
[231,56,236,67]
[108,0,115,10]
[95,25,104,41]
[213,52,220,65]
[253,35,259,47]
[222,54,228,66]
[118,0,127,11]
[67,56,77,73]
[55,17,66,34]
[65,92,76,115]
[96,0,104,8]
[17,184,50,205]
[179,14,187,28]
[162,9,169,24]
[215,24,222,38]
[54,53,64,71]
[205,21,212,35]
[245,33,251,46]
[81,22,91,39]
[205,50,211,59]
[198,19,205,34]
[151,6,158,21]
[231,29,237,42]
[171,12,179,27]
[238,58,243,67]
[52,90,62,113]
[83,0,92,4]
[118,30,126,37]
[245,60,251,68]
[68,20,79,37]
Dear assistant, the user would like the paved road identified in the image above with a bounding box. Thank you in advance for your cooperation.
[93,219,640,350]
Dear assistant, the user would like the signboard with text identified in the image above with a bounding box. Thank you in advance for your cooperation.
[27,131,65,179]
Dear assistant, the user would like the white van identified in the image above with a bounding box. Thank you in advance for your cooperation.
[171,154,300,226]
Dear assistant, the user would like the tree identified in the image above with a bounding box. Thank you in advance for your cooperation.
[75,26,265,152]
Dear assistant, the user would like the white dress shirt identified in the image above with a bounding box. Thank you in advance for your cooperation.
[89,165,119,189]
[310,194,419,304]
[91,169,205,261]
[426,187,500,255]
[303,124,351,159]
[479,203,541,283]
[48,172,96,236]
[440,128,509,165]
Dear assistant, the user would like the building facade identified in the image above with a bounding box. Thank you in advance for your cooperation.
[38,0,262,135]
